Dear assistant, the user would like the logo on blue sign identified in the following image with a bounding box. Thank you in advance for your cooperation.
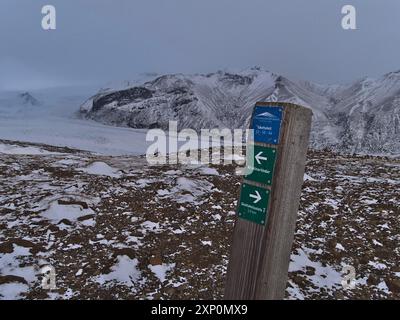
[252,106,283,145]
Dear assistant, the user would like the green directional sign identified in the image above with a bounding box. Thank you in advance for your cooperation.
[245,145,277,185]
[238,183,270,225]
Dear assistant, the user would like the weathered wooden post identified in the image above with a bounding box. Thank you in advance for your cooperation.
[224,102,312,300]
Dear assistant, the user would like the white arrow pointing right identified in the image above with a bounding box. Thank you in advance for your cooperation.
[249,190,262,204]
[255,152,268,165]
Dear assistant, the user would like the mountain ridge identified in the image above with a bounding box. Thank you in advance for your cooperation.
[79,68,400,155]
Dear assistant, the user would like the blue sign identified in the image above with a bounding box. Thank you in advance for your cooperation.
[252,106,283,145]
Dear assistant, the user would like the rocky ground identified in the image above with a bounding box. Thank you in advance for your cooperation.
[0,140,399,300]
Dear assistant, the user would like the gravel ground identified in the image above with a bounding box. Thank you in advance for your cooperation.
[0,140,399,299]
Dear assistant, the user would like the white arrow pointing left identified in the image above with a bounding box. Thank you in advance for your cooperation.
[249,190,262,204]
[255,152,268,165]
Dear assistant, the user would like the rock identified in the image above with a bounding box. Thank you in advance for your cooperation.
[333,219,344,227]
[333,291,345,299]
[320,213,331,221]
[2,239,44,255]
[359,256,370,265]
[153,292,162,300]
[176,283,189,292]
[77,214,96,222]
[164,287,176,296]
[55,229,68,238]
[68,234,85,244]
[392,266,400,272]
[326,239,337,249]
[47,224,59,232]
[305,266,316,276]
[58,199,89,209]
[0,241,13,254]
[375,249,391,260]
[149,254,163,266]
[113,248,136,260]
[58,219,73,226]
[12,238,35,248]
[367,274,380,286]
[385,278,400,294]
[0,275,28,285]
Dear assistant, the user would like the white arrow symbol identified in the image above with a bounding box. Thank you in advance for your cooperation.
[255,152,268,165]
[249,190,262,204]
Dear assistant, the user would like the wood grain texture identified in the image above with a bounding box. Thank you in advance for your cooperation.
[224,102,312,300]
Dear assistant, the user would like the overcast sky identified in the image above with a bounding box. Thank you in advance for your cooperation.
[1,0,400,90]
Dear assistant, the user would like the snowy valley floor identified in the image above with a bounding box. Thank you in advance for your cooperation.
[0,140,399,300]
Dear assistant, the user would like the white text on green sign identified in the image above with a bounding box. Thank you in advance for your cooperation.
[238,183,270,225]
[245,145,277,186]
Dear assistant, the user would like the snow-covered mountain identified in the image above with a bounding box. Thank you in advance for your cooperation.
[79,68,400,155]
[18,92,40,106]
[0,91,41,109]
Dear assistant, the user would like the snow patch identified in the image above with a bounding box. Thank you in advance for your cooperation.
[96,255,140,286]
[0,143,61,155]
[289,248,343,291]
[41,201,95,223]
[0,244,37,300]
[148,263,175,283]
[79,161,122,178]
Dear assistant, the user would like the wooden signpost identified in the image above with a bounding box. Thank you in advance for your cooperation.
[224,102,312,300]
